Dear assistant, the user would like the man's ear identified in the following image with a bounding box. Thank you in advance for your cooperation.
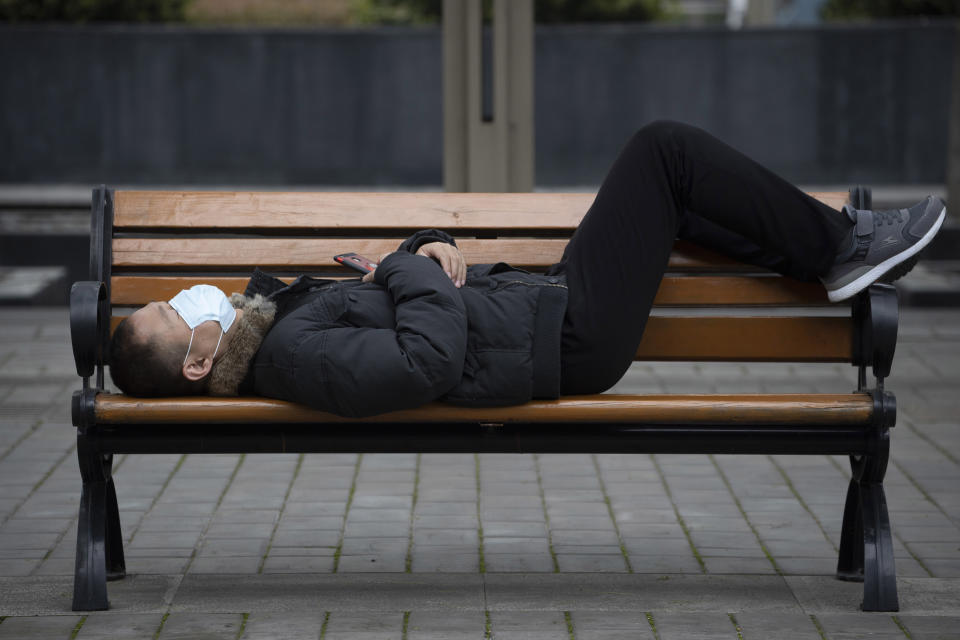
[183,354,213,382]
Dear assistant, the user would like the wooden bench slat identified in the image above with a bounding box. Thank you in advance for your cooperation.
[112,238,757,271]
[94,393,873,425]
[111,275,830,306]
[634,316,850,361]
[106,315,850,361]
[113,191,850,230]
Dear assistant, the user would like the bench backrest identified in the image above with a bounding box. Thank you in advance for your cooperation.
[93,188,854,366]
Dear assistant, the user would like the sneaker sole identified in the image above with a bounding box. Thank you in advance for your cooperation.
[827,204,947,303]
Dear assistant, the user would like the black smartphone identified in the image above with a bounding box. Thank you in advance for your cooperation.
[334,252,379,274]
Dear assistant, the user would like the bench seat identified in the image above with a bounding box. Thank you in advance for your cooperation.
[91,393,874,425]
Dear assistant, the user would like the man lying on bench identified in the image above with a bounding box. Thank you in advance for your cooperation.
[107,120,947,418]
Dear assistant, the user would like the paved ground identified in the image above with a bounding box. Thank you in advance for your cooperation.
[0,307,958,639]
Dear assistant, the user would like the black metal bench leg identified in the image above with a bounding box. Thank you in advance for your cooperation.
[72,434,110,611]
[836,476,864,581]
[838,419,899,612]
[860,480,899,611]
[104,462,126,581]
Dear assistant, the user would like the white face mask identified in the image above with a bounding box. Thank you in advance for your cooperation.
[169,285,237,365]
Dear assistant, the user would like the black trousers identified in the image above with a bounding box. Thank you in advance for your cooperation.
[548,120,853,395]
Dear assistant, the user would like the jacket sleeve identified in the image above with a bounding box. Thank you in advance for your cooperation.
[397,229,458,254]
[296,252,467,418]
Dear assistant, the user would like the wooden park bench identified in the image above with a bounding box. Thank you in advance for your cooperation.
[70,186,900,612]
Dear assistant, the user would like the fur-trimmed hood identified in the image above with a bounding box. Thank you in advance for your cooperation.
[208,293,276,396]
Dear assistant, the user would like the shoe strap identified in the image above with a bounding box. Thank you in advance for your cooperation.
[854,209,873,238]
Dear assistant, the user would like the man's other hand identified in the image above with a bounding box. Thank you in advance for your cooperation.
[416,241,466,288]
[362,243,466,287]
[361,251,394,283]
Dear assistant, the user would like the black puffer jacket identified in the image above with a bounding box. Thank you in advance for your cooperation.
[240,230,568,418]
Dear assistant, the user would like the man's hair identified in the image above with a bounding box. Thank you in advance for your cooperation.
[109,317,208,397]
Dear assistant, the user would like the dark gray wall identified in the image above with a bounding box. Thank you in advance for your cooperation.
[0,22,954,186]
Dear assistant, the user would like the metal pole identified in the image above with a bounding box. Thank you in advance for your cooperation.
[443,0,533,192]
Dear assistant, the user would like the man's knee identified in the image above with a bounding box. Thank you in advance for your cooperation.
[631,119,703,150]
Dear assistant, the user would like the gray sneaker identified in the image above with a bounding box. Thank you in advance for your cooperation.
[820,196,947,302]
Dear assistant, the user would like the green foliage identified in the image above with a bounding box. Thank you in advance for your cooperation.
[350,0,440,25]
[536,0,664,23]
[821,0,960,19]
[350,0,665,25]
[0,0,189,22]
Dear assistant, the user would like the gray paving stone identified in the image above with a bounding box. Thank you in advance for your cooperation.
[172,574,484,612]
[701,556,778,574]
[0,614,82,639]
[484,574,797,611]
[239,610,328,640]
[122,557,192,574]
[412,515,478,529]
[340,538,409,555]
[556,554,629,572]
[199,537,269,557]
[277,515,343,530]
[413,501,476,516]
[0,558,39,575]
[158,612,244,639]
[0,575,175,615]
[322,611,404,639]
[410,550,480,572]
[347,509,411,523]
[267,546,336,557]
[189,556,263,574]
[552,545,624,556]
[484,553,556,572]
[815,613,907,640]
[261,555,335,573]
[124,547,195,558]
[74,612,165,639]
[569,611,653,638]
[205,522,275,539]
[626,555,703,573]
[405,610,487,639]
[785,576,960,614]
[270,529,341,547]
[483,536,550,555]
[488,610,569,639]
[130,516,210,533]
[344,521,411,537]
[551,530,620,546]
[336,553,407,572]
[732,611,822,640]
[896,615,960,639]
[774,556,840,576]
[651,611,739,639]
[413,529,478,546]
[128,531,202,549]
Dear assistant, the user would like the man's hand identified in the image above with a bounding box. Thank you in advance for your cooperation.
[416,241,466,288]
[361,243,467,287]
[361,252,393,283]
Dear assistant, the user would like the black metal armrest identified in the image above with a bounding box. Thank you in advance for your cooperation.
[852,283,899,382]
[70,281,106,379]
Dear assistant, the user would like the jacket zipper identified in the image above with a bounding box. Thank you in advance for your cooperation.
[465,279,568,291]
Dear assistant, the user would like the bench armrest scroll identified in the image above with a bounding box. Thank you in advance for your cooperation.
[70,281,107,379]
[853,283,898,381]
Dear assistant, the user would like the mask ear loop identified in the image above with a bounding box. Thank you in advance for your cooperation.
[211,329,225,361]
[182,328,196,366]
[182,327,225,367]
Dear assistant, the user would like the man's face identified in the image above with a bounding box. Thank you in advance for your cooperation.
[126,300,192,356]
